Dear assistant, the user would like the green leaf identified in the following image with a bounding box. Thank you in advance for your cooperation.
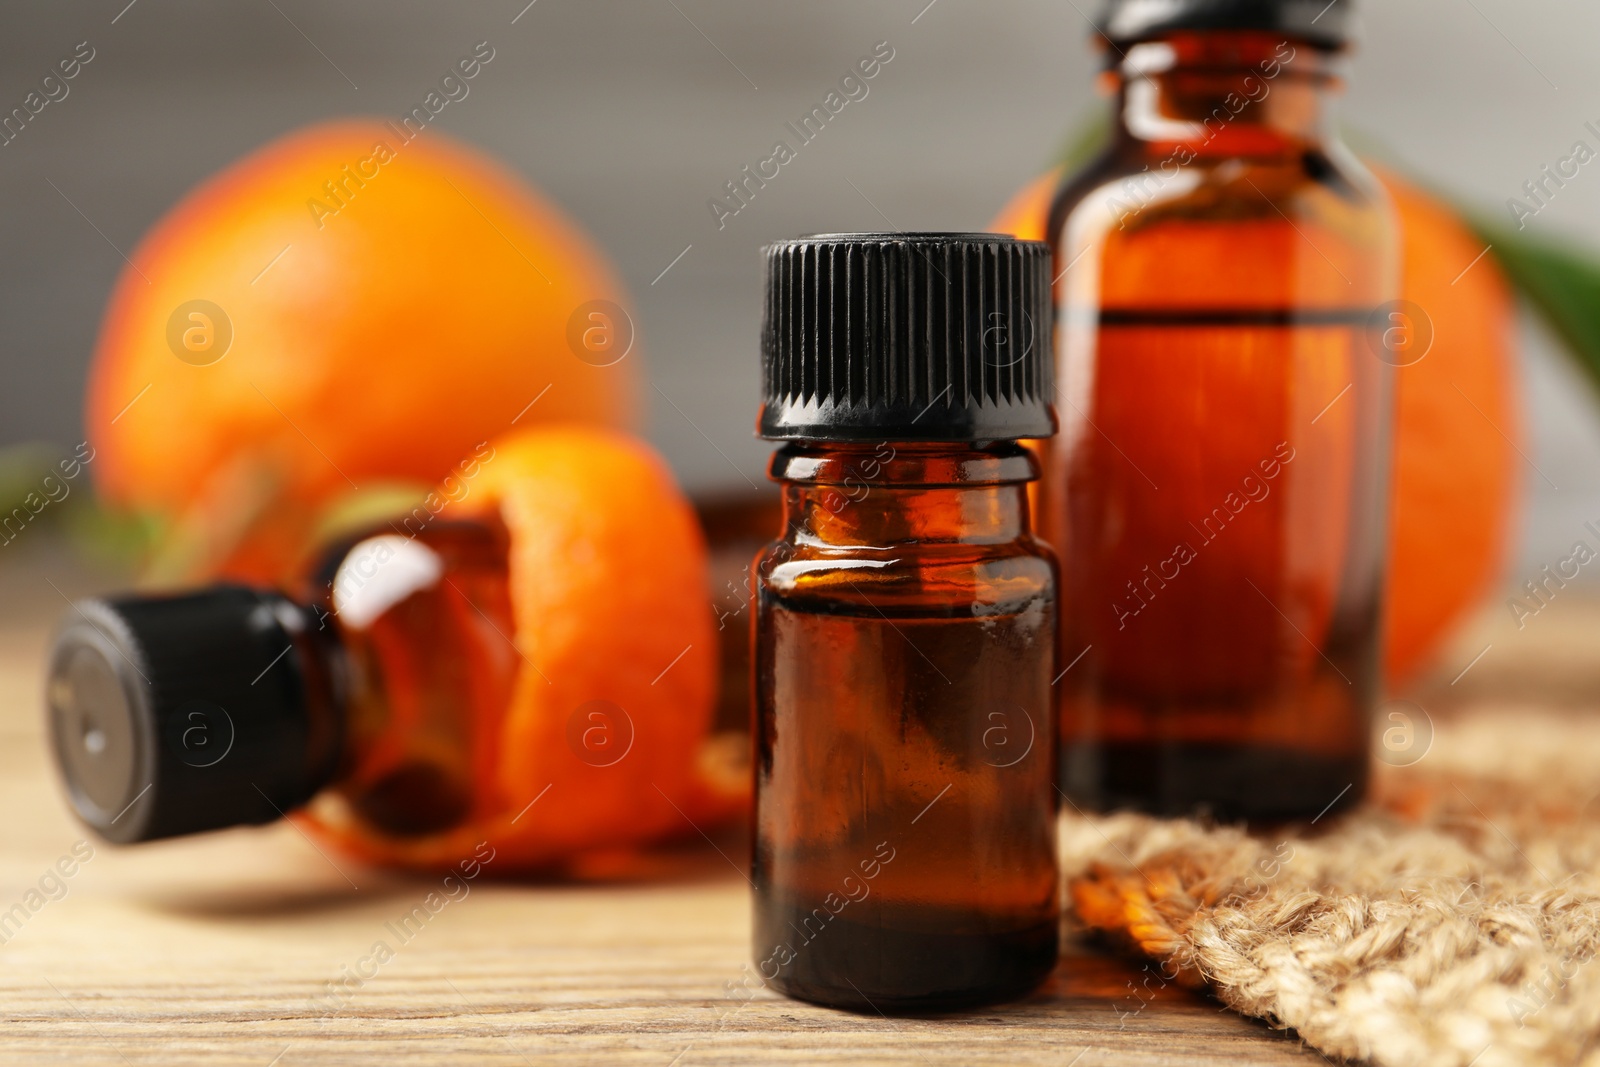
[63,499,161,570]
[0,443,61,515]
[0,441,155,566]
[1465,217,1600,399]
[1055,109,1109,171]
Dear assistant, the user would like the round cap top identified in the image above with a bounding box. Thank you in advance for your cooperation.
[45,588,339,844]
[1098,0,1352,47]
[759,232,1056,442]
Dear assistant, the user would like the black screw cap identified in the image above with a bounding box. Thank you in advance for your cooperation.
[44,587,340,844]
[759,232,1056,443]
[1098,0,1352,48]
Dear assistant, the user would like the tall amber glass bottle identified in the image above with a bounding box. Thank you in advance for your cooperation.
[752,234,1059,1011]
[1046,2,1397,819]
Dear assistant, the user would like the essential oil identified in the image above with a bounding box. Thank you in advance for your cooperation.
[1044,1,1397,819]
[752,233,1060,1011]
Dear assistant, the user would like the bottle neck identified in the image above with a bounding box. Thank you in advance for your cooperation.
[284,597,352,794]
[298,517,516,837]
[771,441,1038,547]
[1107,32,1341,158]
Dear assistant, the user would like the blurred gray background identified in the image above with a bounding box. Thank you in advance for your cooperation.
[1,0,1597,585]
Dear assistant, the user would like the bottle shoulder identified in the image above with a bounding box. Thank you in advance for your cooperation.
[1058,140,1388,217]
[756,534,1057,569]
[1050,141,1396,307]
[755,536,1056,617]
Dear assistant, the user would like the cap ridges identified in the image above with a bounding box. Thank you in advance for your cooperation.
[759,232,1056,442]
[1098,0,1352,48]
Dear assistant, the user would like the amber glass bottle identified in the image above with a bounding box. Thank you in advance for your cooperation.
[45,516,516,844]
[752,234,1059,1011]
[1045,1,1396,819]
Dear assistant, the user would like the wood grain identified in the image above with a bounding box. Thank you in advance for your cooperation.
[10,580,1571,1065]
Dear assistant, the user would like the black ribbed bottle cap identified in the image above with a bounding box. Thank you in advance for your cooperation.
[1099,0,1351,47]
[44,587,340,844]
[759,232,1056,443]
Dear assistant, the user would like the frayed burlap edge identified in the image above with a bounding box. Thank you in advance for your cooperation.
[1059,710,1600,1067]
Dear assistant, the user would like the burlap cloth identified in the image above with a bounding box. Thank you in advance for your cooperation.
[1060,707,1600,1066]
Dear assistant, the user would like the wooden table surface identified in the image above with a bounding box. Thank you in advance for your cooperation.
[1,548,1575,1066]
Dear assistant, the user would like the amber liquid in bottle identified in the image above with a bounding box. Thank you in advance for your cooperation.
[307,516,520,838]
[1046,33,1396,819]
[753,443,1059,1011]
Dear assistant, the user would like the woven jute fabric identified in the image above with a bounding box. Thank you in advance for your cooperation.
[1059,709,1600,1067]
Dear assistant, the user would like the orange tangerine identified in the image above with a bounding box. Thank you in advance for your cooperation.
[86,120,638,584]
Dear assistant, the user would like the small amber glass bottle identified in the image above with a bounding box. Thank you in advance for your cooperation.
[1044,1,1397,819]
[46,516,517,844]
[752,233,1060,1011]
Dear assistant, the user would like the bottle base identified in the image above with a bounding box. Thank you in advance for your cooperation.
[755,903,1059,1014]
[1061,741,1368,823]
